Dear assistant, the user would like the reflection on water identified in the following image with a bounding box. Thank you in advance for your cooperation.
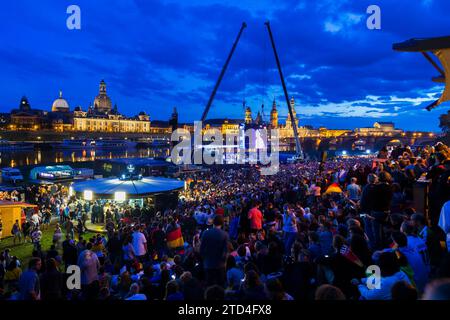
[0,147,170,168]
[0,144,347,169]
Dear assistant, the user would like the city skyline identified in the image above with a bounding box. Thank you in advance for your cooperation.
[0,87,438,134]
[0,1,449,131]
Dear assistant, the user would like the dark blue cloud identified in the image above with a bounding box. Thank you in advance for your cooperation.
[0,0,448,131]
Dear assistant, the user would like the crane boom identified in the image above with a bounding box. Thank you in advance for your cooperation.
[264,21,303,159]
[201,22,247,122]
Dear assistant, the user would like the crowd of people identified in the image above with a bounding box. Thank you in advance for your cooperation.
[0,142,449,301]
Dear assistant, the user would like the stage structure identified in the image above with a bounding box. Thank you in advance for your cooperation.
[393,36,450,111]
[71,167,184,211]
[197,21,304,160]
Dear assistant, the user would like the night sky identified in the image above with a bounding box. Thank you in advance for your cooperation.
[0,0,449,131]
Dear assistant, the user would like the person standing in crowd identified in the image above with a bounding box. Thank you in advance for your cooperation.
[438,200,450,251]
[248,201,263,234]
[77,242,100,299]
[200,215,229,287]
[346,177,361,202]
[361,172,393,250]
[373,231,429,293]
[53,223,63,248]
[132,225,147,262]
[11,220,22,245]
[64,218,74,240]
[18,257,42,300]
[411,213,447,273]
[31,226,42,252]
[0,141,448,302]
[126,283,147,300]
[39,258,63,300]
[31,210,40,228]
[22,220,32,243]
[356,251,411,300]
[282,205,298,254]
[42,208,51,230]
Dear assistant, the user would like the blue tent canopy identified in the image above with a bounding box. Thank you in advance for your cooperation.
[72,176,184,199]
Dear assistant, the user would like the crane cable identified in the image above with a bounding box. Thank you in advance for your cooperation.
[242,32,247,112]
[261,29,267,122]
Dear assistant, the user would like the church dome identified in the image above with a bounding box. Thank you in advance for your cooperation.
[52,90,70,112]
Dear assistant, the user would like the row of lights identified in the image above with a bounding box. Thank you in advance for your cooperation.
[341,149,371,156]
[84,190,126,202]
[69,187,127,202]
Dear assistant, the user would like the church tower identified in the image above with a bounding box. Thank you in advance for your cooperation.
[94,80,112,113]
[169,107,178,131]
[100,80,106,93]
[270,99,278,128]
[255,111,262,125]
[245,106,252,124]
[286,97,299,128]
[19,96,31,112]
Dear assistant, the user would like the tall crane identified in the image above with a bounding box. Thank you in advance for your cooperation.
[198,21,304,159]
[201,22,247,122]
[265,21,303,159]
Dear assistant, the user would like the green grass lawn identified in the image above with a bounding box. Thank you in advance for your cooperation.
[0,222,97,267]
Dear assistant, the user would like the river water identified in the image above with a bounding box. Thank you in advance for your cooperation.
[0,145,353,170]
[0,147,171,169]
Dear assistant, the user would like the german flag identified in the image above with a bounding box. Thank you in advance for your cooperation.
[340,245,363,268]
[166,226,184,249]
[325,183,343,194]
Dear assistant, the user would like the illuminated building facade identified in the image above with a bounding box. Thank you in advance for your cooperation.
[10,96,46,131]
[7,80,155,134]
[203,119,241,136]
[354,122,403,136]
[270,97,314,138]
[4,88,431,141]
[72,80,151,133]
